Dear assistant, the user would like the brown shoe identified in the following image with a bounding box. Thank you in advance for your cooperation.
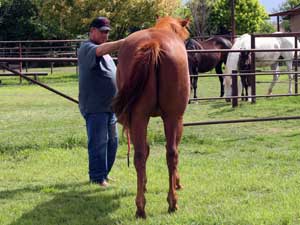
[99,180,109,188]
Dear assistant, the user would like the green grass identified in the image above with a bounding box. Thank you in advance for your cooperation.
[1,66,300,224]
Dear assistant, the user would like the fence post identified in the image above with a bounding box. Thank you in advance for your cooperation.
[250,34,256,104]
[232,70,238,107]
[295,36,298,94]
[75,44,78,76]
[50,48,54,74]
[19,42,23,84]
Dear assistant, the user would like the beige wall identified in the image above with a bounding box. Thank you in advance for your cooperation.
[290,14,300,32]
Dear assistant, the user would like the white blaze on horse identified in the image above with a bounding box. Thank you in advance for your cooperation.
[224,33,299,100]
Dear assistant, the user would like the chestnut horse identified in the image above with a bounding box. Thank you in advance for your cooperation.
[185,37,232,99]
[112,17,190,218]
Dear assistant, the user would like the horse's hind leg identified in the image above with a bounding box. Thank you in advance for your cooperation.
[163,116,183,213]
[131,116,150,219]
[175,120,183,190]
[286,60,293,94]
[267,63,279,95]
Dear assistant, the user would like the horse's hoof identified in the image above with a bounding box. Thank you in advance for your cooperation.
[176,183,183,190]
[168,205,178,213]
[135,210,146,219]
[225,98,231,103]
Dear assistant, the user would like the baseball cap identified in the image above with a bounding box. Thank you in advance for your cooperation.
[89,17,111,31]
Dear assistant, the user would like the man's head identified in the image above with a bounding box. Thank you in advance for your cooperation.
[89,17,111,44]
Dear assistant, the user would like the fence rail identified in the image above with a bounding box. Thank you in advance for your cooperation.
[1,34,300,127]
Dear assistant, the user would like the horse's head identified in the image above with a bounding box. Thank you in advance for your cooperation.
[155,16,190,40]
[223,74,232,102]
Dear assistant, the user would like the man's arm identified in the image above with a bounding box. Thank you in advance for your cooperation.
[96,39,125,57]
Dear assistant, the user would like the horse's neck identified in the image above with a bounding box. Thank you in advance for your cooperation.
[200,40,213,49]
[224,37,245,74]
[154,23,188,41]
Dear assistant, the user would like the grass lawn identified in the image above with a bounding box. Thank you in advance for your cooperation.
[1,66,300,225]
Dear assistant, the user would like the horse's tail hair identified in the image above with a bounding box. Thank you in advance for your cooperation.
[112,40,161,129]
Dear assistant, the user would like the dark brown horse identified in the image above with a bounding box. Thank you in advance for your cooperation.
[238,50,252,101]
[112,17,190,218]
[185,37,232,98]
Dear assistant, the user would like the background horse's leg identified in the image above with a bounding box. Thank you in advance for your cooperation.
[193,76,198,99]
[163,116,182,213]
[245,83,249,102]
[216,62,224,97]
[286,60,293,94]
[131,116,150,219]
[268,63,280,95]
[189,76,193,103]
[240,76,245,101]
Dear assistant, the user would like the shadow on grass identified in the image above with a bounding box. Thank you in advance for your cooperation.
[3,182,123,225]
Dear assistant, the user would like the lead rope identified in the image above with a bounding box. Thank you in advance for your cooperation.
[126,128,130,167]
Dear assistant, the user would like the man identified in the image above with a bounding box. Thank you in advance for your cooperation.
[78,17,124,187]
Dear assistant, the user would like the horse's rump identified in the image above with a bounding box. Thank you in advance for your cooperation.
[112,39,161,128]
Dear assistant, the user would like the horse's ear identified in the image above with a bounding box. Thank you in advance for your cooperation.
[180,18,190,27]
[156,15,160,20]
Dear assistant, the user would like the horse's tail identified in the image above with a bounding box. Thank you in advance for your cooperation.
[112,40,161,129]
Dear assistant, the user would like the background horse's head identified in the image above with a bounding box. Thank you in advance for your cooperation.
[185,38,203,69]
[155,16,190,40]
[185,38,202,50]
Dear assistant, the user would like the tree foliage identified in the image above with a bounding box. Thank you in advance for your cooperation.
[0,0,42,40]
[0,0,183,41]
[279,0,300,11]
[207,0,271,35]
[186,0,216,36]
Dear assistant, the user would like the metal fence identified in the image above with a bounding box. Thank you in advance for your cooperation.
[0,33,300,126]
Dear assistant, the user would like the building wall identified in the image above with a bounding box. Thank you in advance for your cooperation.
[290,14,300,32]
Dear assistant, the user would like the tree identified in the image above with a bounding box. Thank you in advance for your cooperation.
[33,0,85,39]
[34,0,184,40]
[0,0,185,41]
[186,0,216,36]
[207,0,270,35]
[279,0,300,11]
[0,0,43,40]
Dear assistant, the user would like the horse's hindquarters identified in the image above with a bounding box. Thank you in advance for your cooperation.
[158,41,190,115]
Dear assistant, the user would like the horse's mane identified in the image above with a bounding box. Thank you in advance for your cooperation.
[154,16,189,41]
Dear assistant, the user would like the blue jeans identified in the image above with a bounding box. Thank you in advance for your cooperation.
[83,112,118,183]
